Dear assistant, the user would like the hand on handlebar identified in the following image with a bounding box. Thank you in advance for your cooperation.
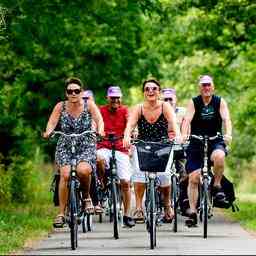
[42,131,51,139]
[174,135,182,145]
[180,134,189,144]
[123,135,131,148]
[223,134,232,145]
[97,129,105,138]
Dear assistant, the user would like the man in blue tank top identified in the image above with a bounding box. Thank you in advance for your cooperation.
[181,75,232,226]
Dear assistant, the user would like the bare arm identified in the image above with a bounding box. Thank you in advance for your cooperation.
[43,102,62,138]
[87,100,105,136]
[181,99,195,141]
[123,104,140,147]
[162,101,180,138]
[219,98,232,143]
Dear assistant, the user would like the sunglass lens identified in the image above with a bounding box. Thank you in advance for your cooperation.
[74,89,81,94]
[66,89,81,95]
[145,87,158,92]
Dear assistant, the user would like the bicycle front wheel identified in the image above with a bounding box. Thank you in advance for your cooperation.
[111,179,119,239]
[202,177,208,238]
[69,179,78,250]
[149,179,156,249]
[171,175,178,232]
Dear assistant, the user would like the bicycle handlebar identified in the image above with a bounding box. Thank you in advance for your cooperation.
[50,130,96,138]
[131,138,174,145]
[97,133,123,143]
[189,132,224,142]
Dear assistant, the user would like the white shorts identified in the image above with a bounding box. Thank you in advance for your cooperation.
[97,148,132,181]
[130,146,171,187]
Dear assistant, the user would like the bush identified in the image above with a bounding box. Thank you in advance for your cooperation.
[0,154,11,203]
[8,156,34,203]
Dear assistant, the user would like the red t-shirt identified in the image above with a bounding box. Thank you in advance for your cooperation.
[97,105,129,154]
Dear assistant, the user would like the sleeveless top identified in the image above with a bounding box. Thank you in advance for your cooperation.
[55,101,96,171]
[191,95,222,137]
[137,104,168,142]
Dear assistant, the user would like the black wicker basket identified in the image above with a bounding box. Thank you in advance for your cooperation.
[135,141,172,172]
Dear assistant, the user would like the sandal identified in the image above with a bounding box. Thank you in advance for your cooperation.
[133,208,145,224]
[163,205,174,223]
[94,204,104,215]
[53,214,65,228]
[84,198,94,214]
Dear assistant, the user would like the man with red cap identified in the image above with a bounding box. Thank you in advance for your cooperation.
[97,85,135,228]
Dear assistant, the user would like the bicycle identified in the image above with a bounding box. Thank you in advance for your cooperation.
[97,132,123,239]
[164,142,184,233]
[187,133,224,238]
[132,139,173,249]
[50,130,96,250]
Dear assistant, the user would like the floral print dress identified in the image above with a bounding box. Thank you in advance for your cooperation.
[55,101,96,173]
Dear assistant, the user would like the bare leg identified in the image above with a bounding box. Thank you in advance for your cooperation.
[120,180,131,216]
[159,186,173,220]
[211,149,225,187]
[77,162,94,213]
[187,170,200,213]
[77,162,92,198]
[59,165,70,216]
[134,182,146,210]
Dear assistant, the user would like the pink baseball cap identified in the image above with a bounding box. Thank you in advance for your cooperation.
[199,75,213,84]
[107,86,122,97]
[161,88,176,99]
[82,90,94,99]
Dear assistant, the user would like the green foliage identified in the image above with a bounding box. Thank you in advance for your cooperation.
[0,0,256,202]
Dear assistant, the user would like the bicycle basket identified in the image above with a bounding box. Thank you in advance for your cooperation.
[135,142,172,172]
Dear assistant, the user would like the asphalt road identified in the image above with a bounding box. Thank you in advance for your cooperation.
[22,209,256,255]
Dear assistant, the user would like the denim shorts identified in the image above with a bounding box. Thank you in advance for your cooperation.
[185,139,227,173]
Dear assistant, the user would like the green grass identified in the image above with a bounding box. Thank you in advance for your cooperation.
[0,162,57,255]
[223,199,256,232]
[0,202,56,254]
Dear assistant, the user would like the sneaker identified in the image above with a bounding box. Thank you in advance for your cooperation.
[123,215,135,228]
[185,212,197,227]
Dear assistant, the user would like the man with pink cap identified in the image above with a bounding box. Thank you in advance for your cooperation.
[181,75,232,227]
[82,90,94,101]
[161,88,189,216]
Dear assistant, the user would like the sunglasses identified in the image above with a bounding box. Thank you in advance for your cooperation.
[144,86,158,92]
[66,89,81,95]
[110,97,120,101]
[201,83,212,87]
[164,98,173,102]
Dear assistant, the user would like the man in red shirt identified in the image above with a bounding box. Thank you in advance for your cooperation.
[97,86,135,228]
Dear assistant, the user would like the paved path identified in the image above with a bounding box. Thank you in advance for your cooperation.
[23,209,256,255]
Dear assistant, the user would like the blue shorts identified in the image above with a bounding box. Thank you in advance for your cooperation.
[185,139,227,173]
